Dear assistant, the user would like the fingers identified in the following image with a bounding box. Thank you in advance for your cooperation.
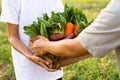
[37,59,58,72]
[31,35,49,56]
[39,62,58,72]
[29,36,57,72]
[36,35,49,41]
[31,55,58,72]
[31,55,47,64]
[36,35,41,39]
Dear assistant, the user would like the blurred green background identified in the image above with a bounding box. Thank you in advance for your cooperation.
[0,0,120,80]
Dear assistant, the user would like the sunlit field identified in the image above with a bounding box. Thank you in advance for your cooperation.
[1,0,120,80]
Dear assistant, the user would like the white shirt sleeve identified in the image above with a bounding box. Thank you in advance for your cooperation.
[78,0,120,58]
[0,0,21,24]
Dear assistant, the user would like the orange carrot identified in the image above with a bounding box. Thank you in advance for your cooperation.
[65,22,74,36]
[74,24,80,36]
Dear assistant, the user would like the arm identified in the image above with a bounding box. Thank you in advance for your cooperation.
[32,36,92,67]
[47,37,90,57]
[7,23,32,57]
[58,54,92,67]
[32,36,90,58]
[7,23,56,72]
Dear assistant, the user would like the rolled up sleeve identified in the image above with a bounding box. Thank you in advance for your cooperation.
[78,1,120,58]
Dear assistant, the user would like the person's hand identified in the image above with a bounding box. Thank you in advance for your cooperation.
[29,36,62,71]
[31,36,49,56]
[25,53,58,72]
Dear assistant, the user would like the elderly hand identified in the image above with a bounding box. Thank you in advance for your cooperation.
[31,36,49,56]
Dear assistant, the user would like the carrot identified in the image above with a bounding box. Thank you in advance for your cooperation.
[65,22,74,36]
[74,24,80,36]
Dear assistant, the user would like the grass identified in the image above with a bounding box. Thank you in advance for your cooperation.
[0,23,11,64]
[62,0,110,19]
[0,22,15,80]
[63,52,119,80]
[0,0,120,80]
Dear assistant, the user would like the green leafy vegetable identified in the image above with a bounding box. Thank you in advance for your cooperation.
[23,21,39,36]
[23,4,93,38]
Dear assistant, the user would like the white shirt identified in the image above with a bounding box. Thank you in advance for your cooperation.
[0,0,64,80]
[78,0,120,73]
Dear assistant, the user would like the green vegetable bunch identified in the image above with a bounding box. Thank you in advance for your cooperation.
[23,4,92,38]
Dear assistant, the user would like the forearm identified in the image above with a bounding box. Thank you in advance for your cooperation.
[58,54,92,67]
[47,37,90,57]
[7,23,32,57]
[6,23,53,71]
[8,37,33,57]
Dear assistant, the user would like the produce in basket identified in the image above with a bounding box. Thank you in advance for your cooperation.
[24,4,92,69]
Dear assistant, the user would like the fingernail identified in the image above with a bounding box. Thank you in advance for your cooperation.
[46,62,49,65]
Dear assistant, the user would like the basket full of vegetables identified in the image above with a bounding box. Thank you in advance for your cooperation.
[24,4,92,69]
